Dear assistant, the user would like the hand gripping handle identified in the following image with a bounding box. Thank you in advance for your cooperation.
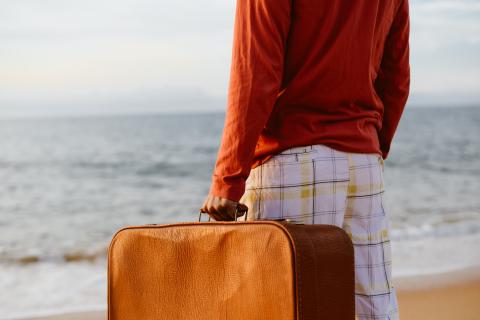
[198,203,249,222]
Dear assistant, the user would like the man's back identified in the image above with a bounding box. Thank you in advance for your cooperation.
[209,0,410,203]
[202,3,410,318]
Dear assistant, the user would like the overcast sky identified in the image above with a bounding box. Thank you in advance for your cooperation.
[1,0,479,117]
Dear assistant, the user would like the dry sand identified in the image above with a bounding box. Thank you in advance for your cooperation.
[395,265,480,320]
[25,266,480,320]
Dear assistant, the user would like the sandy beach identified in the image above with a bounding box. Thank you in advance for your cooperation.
[395,265,480,320]
[24,266,480,320]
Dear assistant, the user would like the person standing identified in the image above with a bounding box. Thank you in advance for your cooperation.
[201,0,410,319]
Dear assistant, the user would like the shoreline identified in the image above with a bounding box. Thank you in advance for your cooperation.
[19,265,480,320]
[394,264,480,291]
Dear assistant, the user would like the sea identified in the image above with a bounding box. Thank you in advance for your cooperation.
[1,106,479,319]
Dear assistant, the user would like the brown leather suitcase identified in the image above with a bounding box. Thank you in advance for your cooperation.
[108,210,355,320]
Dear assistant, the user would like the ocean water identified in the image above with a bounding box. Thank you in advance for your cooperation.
[1,106,479,318]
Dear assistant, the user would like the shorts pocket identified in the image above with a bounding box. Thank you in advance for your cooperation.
[273,145,316,164]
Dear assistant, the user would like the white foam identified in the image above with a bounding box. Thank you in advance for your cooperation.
[391,231,480,278]
[0,260,107,320]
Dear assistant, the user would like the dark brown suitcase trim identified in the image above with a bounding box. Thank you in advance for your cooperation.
[281,222,355,319]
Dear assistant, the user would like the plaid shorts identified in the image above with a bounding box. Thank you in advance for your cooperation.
[239,144,399,320]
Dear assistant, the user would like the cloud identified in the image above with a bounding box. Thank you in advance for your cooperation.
[0,0,230,39]
[0,0,479,117]
[409,0,480,97]
[0,0,235,115]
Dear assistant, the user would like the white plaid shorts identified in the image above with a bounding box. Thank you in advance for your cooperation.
[239,144,399,320]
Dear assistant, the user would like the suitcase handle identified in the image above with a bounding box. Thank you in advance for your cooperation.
[198,203,248,222]
[198,206,304,224]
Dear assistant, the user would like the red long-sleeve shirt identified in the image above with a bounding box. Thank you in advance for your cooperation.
[209,0,410,202]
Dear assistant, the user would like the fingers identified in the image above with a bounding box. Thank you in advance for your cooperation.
[225,202,248,220]
[200,195,248,221]
[199,196,215,221]
[199,198,212,220]
[205,196,222,221]
[212,198,229,221]
[209,205,224,221]
[236,203,249,218]
[199,197,208,214]
[220,198,249,221]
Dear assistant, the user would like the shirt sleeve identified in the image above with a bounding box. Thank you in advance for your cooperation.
[375,0,411,160]
[208,0,293,202]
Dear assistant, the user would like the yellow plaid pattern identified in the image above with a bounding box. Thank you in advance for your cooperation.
[239,144,399,320]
